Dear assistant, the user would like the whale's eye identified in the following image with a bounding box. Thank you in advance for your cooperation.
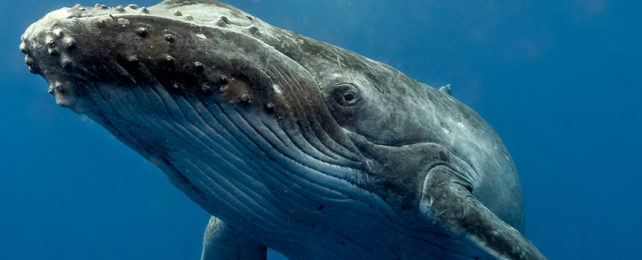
[334,84,361,106]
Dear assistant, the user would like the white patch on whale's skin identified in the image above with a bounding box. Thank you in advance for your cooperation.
[272,84,282,95]
[117,18,130,25]
[42,8,72,20]
[51,83,73,107]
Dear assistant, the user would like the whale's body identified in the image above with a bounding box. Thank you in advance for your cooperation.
[21,1,545,259]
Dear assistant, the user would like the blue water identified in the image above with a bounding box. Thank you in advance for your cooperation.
[2,0,640,259]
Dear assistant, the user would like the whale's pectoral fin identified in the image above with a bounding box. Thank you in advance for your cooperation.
[201,216,267,260]
[420,165,547,260]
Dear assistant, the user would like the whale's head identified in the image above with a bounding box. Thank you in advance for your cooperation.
[20,0,402,225]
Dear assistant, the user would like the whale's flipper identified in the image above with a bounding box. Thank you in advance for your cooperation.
[201,216,267,260]
[420,165,547,260]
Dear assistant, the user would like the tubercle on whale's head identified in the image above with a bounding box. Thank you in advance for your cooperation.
[19,1,330,123]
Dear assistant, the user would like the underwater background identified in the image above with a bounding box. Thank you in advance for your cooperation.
[1,0,640,259]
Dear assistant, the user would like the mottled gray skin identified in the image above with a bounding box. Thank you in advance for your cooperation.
[21,0,545,259]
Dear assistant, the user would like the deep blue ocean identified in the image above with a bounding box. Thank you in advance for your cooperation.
[2,0,640,259]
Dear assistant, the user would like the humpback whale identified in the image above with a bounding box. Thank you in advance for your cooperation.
[20,0,546,259]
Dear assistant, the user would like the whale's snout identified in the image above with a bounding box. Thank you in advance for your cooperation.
[20,3,304,115]
[20,6,86,108]
[20,4,156,111]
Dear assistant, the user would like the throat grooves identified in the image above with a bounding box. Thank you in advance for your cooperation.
[85,62,484,259]
[84,76,489,259]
